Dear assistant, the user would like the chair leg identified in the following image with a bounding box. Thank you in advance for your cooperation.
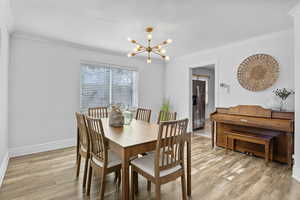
[100,168,106,200]
[82,156,89,189]
[181,173,187,200]
[133,171,139,194]
[118,170,121,186]
[155,184,161,200]
[131,168,135,200]
[76,129,79,163]
[86,165,93,196]
[114,171,118,183]
[76,155,81,178]
[147,180,151,191]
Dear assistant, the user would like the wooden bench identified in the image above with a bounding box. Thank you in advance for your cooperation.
[224,131,275,163]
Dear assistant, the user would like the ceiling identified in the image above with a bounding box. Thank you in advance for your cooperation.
[11,0,299,58]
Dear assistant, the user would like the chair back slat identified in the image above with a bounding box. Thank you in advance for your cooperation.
[75,112,89,149]
[135,108,151,122]
[155,119,188,174]
[88,107,108,118]
[86,117,108,163]
[157,110,177,124]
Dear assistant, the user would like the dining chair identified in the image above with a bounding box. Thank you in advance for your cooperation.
[135,108,151,122]
[130,119,189,200]
[75,112,90,190]
[157,110,177,124]
[85,116,122,197]
[88,106,108,118]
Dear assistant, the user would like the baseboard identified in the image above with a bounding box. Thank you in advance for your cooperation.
[293,164,300,183]
[0,151,9,188]
[9,138,76,158]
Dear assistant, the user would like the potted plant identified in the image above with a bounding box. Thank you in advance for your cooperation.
[273,88,294,111]
[160,99,171,121]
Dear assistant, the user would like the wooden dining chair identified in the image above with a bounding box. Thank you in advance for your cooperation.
[85,116,122,197]
[157,110,177,124]
[130,119,189,200]
[75,112,90,190]
[88,106,108,118]
[135,108,151,122]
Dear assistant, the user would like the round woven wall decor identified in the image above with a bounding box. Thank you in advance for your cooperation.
[237,54,279,91]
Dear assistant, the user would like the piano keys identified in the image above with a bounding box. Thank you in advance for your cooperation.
[210,105,294,167]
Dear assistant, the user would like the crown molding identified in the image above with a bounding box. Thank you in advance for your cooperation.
[289,3,300,17]
[175,29,293,62]
[11,30,164,64]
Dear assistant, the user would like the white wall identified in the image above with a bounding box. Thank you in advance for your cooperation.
[0,0,12,186]
[291,4,300,182]
[165,30,294,130]
[8,33,165,155]
[192,67,215,119]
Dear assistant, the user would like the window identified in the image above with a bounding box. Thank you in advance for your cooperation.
[80,63,138,112]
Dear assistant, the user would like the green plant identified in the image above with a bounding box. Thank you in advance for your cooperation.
[273,88,294,101]
[160,99,170,121]
[161,99,170,112]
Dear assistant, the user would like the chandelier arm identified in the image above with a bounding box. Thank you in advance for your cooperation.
[133,41,146,49]
[134,50,147,55]
[152,42,169,49]
[152,50,165,58]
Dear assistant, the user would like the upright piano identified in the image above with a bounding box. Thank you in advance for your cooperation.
[210,105,294,167]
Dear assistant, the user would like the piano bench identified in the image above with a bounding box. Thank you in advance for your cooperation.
[224,131,275,164]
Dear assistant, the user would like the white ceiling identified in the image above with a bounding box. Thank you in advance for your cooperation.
[11,0,299,57]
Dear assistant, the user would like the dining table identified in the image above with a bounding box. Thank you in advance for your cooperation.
[99,118,192,200]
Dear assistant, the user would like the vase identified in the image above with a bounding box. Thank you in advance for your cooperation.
[123,109,133,125]
[109,105,124,127]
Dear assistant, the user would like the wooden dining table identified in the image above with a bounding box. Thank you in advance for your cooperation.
[99,118,192,200]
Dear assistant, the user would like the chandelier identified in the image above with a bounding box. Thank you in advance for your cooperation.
[127,27,172,64]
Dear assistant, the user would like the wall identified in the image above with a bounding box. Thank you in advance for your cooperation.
[8,33,165,156]
[192,66,215,119]
[165,30,294,131]
[0,0,12,186]
[290,4,300,182]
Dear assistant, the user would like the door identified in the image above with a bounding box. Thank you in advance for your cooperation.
[192,80,206,130]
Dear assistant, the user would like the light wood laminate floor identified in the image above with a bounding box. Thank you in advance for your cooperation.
[1,136,300,200]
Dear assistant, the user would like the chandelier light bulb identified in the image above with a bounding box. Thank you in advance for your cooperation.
[127,53,132,57]
[133,48,138,52]
[127,37,131,42]
[157,45,162,49]
[147,34,152,40]
[166,39,172,44]
[147,58,152,64]
[136,45,140,48]
[165,56,170,61]
[160,49,166,54]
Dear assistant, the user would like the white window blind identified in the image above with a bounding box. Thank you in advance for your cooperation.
[80,63,138,112]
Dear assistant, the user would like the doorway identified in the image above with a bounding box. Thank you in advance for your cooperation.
[191,65,215,136]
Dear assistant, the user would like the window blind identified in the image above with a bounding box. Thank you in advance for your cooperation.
[80,63,138,112]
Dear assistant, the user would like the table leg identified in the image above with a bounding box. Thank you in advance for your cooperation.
[121,149,130,200]
[187,134,191,197]
[211,121,215,149]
